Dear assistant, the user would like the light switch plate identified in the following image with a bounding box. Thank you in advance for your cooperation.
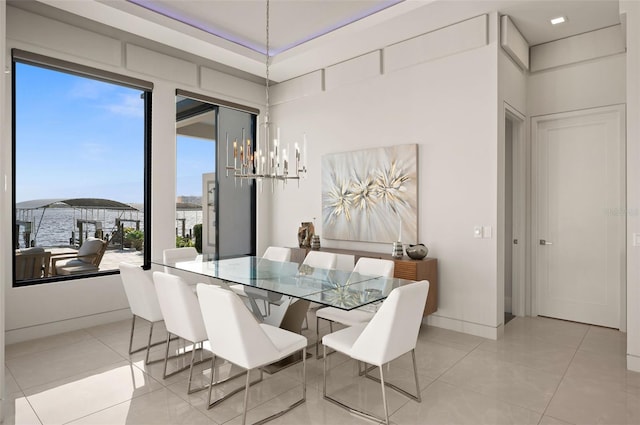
[483,225,492,239]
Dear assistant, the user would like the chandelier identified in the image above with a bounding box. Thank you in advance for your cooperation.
[225,0,307,186]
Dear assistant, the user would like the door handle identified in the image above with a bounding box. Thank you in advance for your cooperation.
[539,239,553,245]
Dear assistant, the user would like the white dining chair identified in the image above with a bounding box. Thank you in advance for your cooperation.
[302,251,337,269]
[162,246,225,289]
[118,262,166,364]
[162,247,198,272]
[152,271,210,394]
[299,251,338,330]
[322,280,429,425]
[196,283,307,425]
[315,257,395,357]
[230,246,292,316]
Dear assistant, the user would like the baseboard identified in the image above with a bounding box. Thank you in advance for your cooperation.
[426,314,503,340]
[5,308,131,345]
[628,353,640,372]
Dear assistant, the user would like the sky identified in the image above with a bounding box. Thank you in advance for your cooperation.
[15,63,214,204]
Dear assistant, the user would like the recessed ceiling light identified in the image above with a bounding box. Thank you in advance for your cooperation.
[550,16,567,25]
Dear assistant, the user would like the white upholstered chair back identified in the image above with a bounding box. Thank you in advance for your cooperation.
[153,271,207,344]
[119,262,163,323]
[196,284,280,369]
[262,246,292,262]
[302,251,337,269]
[352,257,395,278]
[351,280,429,366]
[163,247,198,271]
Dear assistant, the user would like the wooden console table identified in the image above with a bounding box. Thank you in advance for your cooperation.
[290,247,437,316]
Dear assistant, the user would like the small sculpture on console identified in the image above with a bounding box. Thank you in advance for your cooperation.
[298,222,314,248]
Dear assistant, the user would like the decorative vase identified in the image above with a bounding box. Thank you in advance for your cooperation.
[297,222,314,248]
[392,241,403,258]
[311,234,321,250]
[405,243,428,260]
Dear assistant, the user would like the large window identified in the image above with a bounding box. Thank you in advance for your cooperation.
[175,91,257,259]
[12,51,152,286]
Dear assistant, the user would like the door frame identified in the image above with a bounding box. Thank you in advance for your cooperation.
[530,104,626,329]
[504,103,527,318]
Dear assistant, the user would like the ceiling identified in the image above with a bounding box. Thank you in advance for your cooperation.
[28,0,622,81]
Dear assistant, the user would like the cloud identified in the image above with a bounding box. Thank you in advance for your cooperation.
[103,93,144,118]
[69,80,111,99]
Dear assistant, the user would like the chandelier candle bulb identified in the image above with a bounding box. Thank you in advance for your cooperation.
[283,148,288,174]
[303,134,307,170]
[234,140,238,170]
[226,133,230,176]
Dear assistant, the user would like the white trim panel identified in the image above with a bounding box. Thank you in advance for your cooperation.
[531,25,625,72]
[500,15,529,70]
[384,14,488,74]
[325,51,381,92]
[126,44,197,86]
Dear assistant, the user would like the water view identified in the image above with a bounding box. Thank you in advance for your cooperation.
[16,207,202,249]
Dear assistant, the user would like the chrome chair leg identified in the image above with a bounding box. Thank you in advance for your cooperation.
[362,349,422,402]
[128,315,137,354]
[127,316,173,364]
[206,348,307,425]
[187,342,209,394]
[411,349,422,403]
[316,318,336,359]
[242,369,251,425]
[144,321,155,364]
[315,317,321,358]
[324,346,412,424]
[162,334,211,388]
[323,345,327,397]
[379,365,390,425]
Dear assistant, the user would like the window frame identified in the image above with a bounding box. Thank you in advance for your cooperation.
[11,50,153,287]
[175,89,258,259]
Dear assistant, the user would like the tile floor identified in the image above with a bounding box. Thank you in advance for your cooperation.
[4,314,640,425]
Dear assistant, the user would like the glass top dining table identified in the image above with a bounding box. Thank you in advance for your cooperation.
[155,255,411,311]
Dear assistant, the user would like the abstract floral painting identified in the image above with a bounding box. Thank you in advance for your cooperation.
[322,144,418,243]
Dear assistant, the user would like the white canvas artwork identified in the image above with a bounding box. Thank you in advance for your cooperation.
[322,144,418,243]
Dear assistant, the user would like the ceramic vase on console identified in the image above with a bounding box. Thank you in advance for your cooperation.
[405,243,428,260]
[311,235,321,250]
[392,241,403,258]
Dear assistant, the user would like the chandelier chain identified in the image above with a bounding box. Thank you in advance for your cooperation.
[265,0,270,126]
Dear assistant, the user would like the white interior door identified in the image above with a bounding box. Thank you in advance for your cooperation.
[533,105,625,328]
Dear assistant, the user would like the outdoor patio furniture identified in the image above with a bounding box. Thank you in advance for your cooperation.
[15,247,51,280]
[51,238,107,276]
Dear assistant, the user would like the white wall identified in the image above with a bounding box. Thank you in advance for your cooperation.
[2,6,265,343]
[269,14,502,339]
[621,0,640,373]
